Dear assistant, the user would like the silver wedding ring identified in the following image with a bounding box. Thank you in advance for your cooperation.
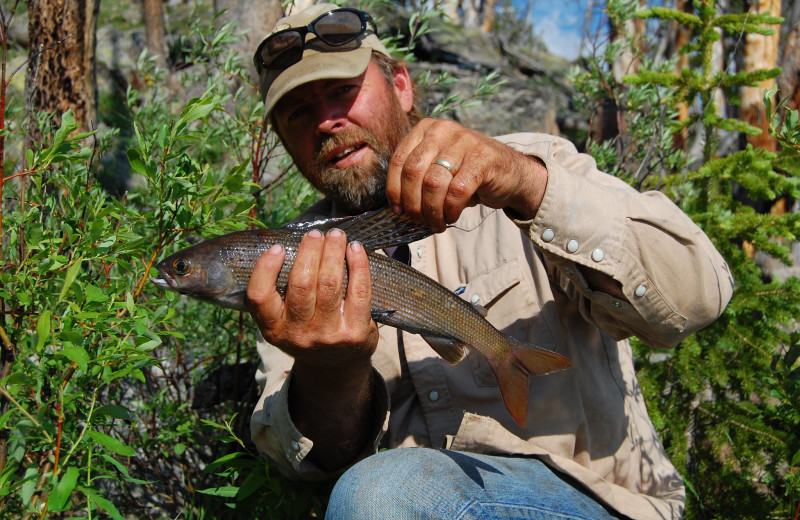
[433,158,455,174]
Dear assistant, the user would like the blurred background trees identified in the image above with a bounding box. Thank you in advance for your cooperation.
[0,0,798,518]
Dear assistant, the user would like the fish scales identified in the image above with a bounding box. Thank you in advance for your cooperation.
[151,207,572,426]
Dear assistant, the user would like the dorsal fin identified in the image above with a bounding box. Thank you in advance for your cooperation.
[289,207,435,251]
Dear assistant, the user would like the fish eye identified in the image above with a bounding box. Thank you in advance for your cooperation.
[172,258,189,275]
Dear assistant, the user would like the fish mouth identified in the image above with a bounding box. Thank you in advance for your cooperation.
[150,271,178,291]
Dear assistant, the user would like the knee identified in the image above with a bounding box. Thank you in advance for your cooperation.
[325,448,455,520]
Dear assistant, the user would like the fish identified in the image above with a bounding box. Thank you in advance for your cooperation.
[150,207,571,426]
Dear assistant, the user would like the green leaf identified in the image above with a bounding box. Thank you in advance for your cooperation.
[36,311,51,351]
[80,487,125,520]
[94,405,131,420]
[88,431,135,457]
[59,257,83,303]
[14,291,31,306]
[236,468,268,501]
[786,344,800,368]
[2,373,32,386]
[126,148,147,176]
[99,454,153,485]
[20,466,38,505]
[204,451,245,474]
[59,346,90,374]
[49,466,79,511]
[84,284,109,304]
[176,96,217,133]
[126,291,135,314]
[196,485,239,498]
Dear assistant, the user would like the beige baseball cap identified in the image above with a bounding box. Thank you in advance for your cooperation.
[255,3,391,118]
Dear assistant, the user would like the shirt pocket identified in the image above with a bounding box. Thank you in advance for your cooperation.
[462,259,520,387]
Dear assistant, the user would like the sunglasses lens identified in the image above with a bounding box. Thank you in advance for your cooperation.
[256,9,370,71]
[315,10,364,45]
[261,31,304,69]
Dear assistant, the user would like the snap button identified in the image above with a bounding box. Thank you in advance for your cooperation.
[416,248,423,258]
[428,391,439,401]
[542,228,555,242]
[470,294,480,304]
[566,239,579,253]
[591,248,605,262]
[611,301,622,309]
[635,285,647,297]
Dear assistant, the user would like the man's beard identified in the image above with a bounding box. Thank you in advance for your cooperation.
[305,96,411,214]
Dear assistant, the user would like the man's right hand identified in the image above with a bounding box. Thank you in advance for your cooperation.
[246,227,379,364]
[246,228,379,471]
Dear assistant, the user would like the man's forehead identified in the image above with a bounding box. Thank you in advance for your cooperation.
[280,73,367,104]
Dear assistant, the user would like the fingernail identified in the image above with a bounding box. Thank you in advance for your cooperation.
[307,229,322,238]
[392,204,402,216]
[268,244,284,254]
[328,228,343,237]
[349,241,363,252]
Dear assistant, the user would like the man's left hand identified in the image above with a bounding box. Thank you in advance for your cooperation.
[385,118,548,231]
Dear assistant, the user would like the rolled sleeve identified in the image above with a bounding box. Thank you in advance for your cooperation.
[499,133,734,349]
[250,335,391,481]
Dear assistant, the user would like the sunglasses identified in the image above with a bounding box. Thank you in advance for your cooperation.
[254,8,377,73]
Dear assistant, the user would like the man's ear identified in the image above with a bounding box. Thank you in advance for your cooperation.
[392,66,415,113]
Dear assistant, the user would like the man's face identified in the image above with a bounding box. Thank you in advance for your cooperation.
[272,60,414,213]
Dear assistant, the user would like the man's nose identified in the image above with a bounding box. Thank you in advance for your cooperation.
[315,102,348,136]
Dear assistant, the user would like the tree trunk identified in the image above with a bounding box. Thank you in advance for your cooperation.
[442,0,460,24]
[594,0,648,144]
[25,0,99,137]
[711,0,727,120]
[142,0,168,72]
[741,0,781,151]
[672,0,691,149]
[611,3,644,83]
[463,0,480,29]
[778,0,800,110]
[481,0,495,34]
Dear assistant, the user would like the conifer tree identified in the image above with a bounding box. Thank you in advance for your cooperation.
[574,1,799,517]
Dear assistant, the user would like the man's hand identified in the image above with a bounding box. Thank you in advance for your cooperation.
[246,228,379,471]
[386,118,549,231]
[246,228,379,364]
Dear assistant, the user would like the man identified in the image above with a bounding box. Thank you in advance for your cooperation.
[247,4,733,519]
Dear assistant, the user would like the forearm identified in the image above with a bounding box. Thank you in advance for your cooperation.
[502,152,549,222]
[288,357,376,472]
[499,133,732,346]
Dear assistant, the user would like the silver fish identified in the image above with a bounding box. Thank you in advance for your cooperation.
[151,207,571,425]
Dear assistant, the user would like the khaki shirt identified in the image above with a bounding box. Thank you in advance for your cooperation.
[250,133,733,520]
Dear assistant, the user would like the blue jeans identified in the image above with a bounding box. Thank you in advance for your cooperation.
[325,448,621,519]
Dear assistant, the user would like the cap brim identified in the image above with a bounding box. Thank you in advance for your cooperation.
[262,46,374,118]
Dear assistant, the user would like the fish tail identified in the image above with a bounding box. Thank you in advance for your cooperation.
[489,339,572,427]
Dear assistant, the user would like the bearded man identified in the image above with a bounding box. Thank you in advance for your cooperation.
[247,4,733,520]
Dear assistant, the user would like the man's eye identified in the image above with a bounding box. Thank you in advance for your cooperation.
[287,106,308,123]
[335,84,356,96]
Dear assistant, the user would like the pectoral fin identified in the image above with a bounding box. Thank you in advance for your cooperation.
[371,309,397,320]
[421,335,468,365]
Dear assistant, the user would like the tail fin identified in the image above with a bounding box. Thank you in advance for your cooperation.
[489,339,572,427]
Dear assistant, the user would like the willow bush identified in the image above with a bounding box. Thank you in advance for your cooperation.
[0,1,501,517]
